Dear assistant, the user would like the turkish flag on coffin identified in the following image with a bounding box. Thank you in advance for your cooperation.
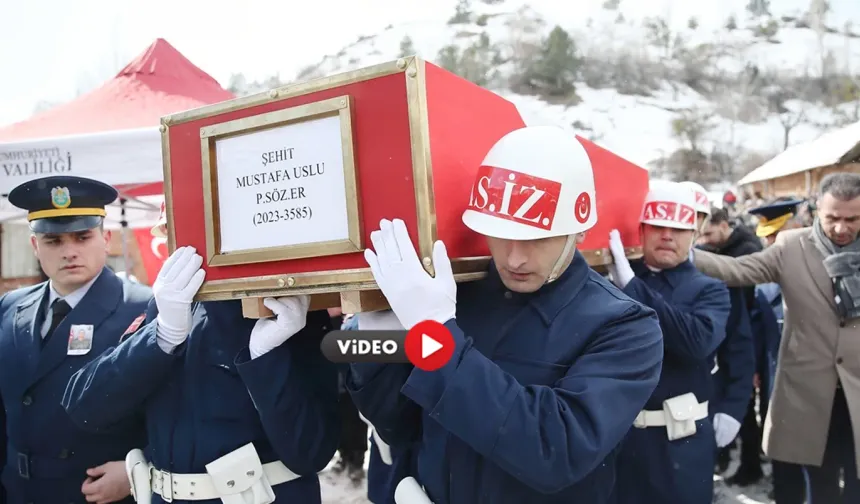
[132,228,168,285]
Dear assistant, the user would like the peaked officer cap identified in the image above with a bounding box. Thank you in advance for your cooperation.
[8,175,117,234]
[748,198,804,237]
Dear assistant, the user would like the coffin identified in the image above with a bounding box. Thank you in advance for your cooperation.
[159,56,647,315]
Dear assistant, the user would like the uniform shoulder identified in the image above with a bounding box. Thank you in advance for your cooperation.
[582,270,655,314]
[2,282,45,304]
[682,266,728,293]
[0,282,44,317]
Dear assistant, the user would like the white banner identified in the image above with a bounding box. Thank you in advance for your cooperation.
[0,127,164,195]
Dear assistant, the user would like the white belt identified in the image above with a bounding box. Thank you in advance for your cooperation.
[150,461,300,501]
[633,400,709,428]
[711,360,719,375]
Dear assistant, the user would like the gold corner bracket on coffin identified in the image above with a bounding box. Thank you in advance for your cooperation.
[403,56,438,277]
[192,256,490,303]
[158,120,178,254]
[160,58,414,127]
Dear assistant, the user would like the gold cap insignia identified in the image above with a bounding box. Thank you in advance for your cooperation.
[51,187,71,209]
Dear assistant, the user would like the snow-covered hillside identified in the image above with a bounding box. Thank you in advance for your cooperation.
[272,0,860,185]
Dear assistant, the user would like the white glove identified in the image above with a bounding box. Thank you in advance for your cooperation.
[364,219,456,329]
[357,310,406,331]
[248,295,310,359]
[713,412,742,448]
[153,247,206,351]
[608,230,635,288]
[358,412,393,465]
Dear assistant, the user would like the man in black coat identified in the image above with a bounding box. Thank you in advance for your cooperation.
[699,207,763,484]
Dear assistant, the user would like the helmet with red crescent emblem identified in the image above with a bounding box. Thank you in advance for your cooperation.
[640,181,698,231]
[461,125,597,240]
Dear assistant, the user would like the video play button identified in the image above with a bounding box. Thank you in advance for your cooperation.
[405,320,455,371]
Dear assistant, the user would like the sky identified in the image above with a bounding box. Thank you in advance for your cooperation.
[0,0,459,126]
[2,0,859,128]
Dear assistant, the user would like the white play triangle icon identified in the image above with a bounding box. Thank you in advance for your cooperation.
[421,334,443,358]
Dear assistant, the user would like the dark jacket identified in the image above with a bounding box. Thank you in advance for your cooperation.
[710,225,762,422]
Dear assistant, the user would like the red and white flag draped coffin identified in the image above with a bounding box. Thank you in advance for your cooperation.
[159,57,648,310]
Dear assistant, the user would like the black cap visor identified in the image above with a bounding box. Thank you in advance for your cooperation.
[30,215,103,235]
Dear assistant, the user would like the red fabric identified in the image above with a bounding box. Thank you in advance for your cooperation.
[116,182,164,197]
[133,228,167,285]
[0,39,235,140]
[167,72,421,280]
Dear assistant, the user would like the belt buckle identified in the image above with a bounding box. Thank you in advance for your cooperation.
[16,453,29,479]
[161,470,174,502]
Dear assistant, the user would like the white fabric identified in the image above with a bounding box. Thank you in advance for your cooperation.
[633,400,709,428]
[364,219,456,329]
[607,230,635,288]
[461,125,597,240]
[153,247,206,353]
[0,127,163,195]
[40,270,101,338]
[357,310,405,331]
[713,412,742,448]
[150,461,300,501]
[248,296,310,359]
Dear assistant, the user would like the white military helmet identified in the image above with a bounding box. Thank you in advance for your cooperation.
[151,201,167,238]
[461,125,597,240]
[678,181,711,216]
[640,181,698,230]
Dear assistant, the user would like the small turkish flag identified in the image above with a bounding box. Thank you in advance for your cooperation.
[133,229,167,285]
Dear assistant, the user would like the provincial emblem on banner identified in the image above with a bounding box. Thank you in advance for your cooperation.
[51,186,71,208]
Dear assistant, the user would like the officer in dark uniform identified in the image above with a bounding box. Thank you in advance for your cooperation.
[62,204,340,504]
[0,175,151,504]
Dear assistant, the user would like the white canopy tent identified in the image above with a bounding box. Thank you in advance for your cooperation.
[0,127,164,228]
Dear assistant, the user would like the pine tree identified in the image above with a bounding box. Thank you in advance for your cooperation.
[527,26,580,96]
[437,45,461,74]
[398,36,416,58]
[746,0,771,17]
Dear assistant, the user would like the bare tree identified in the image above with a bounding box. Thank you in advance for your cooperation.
[779,108,806,148]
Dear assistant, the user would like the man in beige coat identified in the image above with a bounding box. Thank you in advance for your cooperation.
[691,172,860,503]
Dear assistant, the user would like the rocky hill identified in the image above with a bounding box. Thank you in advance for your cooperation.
[228,0,860,188]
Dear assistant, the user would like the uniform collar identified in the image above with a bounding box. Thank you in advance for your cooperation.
[48,269,102,309]
[485,250,590,325]
[632,258,696,288]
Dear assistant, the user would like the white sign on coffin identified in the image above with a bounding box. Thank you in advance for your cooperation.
[214,114,350,254]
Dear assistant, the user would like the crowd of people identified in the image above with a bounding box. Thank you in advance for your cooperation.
[0,124,858,504]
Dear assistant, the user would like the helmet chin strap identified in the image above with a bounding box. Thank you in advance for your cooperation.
[546,234,578,284]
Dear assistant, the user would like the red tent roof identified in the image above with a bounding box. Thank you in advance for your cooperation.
[0,38,235,141]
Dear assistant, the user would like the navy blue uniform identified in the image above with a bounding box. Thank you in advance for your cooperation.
[348,252,664,503]
[366,440,419,504]
[0,268,151,503]
[711,287,755,423]
[62,300,340,504]
[612,259,730,503]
